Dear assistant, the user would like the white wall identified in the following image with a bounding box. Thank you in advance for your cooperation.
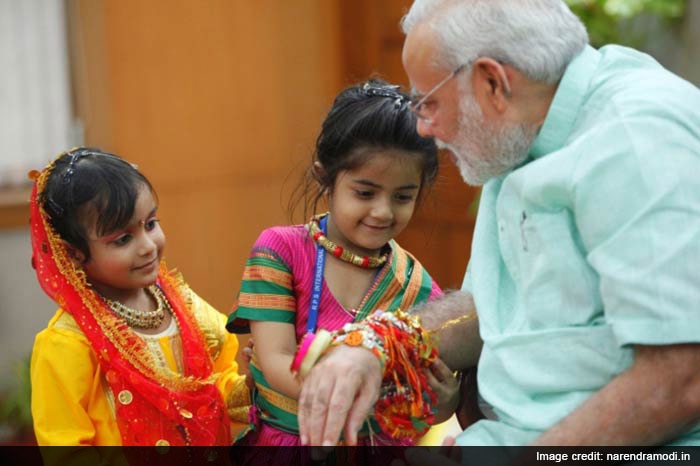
[0,0,73,393]
[0,228,55,392]
[0,0,73,187]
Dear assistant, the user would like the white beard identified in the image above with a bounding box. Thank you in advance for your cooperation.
[436,96,538,186]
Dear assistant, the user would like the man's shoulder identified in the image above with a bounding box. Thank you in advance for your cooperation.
[568,46,700,151]
[591,45,700,114]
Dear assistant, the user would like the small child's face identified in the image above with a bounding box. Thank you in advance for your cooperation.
[326,149,422,257]
[81,186,165,300]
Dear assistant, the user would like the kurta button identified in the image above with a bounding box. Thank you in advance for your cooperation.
[155,439,170,447]
[179,408,193,419]
[117,390,133,405]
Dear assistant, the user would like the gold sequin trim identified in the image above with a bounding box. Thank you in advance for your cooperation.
[244,265,293,290]
[117,390,133,405]
[256,383,298,414]
[237,293,296,312]
[226,377,252,424]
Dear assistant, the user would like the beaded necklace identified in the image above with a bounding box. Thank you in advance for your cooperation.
[104,285,169,330]
[308,214,388,269]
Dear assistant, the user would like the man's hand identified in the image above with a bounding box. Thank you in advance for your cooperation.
[298,344,382,446]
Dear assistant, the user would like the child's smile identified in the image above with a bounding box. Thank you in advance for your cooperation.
[326,149,422,258]
[82,185,165,302]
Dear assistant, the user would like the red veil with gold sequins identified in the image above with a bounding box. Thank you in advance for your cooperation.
[29,162,230,446]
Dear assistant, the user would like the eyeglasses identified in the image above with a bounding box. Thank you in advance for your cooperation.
[409,63,467,122]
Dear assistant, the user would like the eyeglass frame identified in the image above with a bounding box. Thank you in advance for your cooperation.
[409,62,468,122]
[408,58,512,122]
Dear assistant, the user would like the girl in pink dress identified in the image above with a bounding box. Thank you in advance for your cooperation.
[227,80,458,456]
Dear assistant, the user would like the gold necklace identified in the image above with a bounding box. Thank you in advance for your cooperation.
[308,214,388,269]
[104,285,169,330]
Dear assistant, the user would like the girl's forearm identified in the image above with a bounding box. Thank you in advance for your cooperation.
[256,353,302,400]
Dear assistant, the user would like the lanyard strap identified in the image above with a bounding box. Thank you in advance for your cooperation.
[307,215,327,334]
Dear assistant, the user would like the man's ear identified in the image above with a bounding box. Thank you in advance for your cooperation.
[471,57,512,114]
[63,242,86,266]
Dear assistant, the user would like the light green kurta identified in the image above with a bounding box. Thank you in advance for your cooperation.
[458,45,700,446]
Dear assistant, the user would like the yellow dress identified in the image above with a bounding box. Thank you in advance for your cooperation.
[30,289,250,446]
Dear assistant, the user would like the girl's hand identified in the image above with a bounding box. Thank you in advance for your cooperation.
[242,337,255,391]
[425,358,459,423]
[242,337,254,363]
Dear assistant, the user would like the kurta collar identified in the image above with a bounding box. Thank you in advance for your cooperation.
[529,45,601,159]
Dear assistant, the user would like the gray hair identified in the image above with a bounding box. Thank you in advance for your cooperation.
[401,0,588,84]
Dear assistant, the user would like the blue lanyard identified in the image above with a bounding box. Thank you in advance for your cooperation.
[307,215,327,334]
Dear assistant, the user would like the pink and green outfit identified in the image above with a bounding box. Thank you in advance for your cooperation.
[227,221,442,446]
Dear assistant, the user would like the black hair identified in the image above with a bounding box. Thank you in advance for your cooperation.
[40,147,156,261]
[290,78,438,220]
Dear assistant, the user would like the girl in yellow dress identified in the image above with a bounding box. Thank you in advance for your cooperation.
[29,147,249,447]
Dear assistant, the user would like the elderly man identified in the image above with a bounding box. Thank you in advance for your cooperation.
[298,0,700,447]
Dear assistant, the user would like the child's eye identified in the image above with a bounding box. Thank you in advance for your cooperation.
[112,234,132,246]
[394,193,415,203]
[145,218,159,230]
[354,189,374,199]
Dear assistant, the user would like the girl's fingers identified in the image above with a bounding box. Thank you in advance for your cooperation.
[429,358,453,382]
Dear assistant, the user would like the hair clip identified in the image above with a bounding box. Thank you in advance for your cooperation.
[361,82,409,109]
[62,148,92,185]
[45,197,65,218]
[60,147,125,185]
